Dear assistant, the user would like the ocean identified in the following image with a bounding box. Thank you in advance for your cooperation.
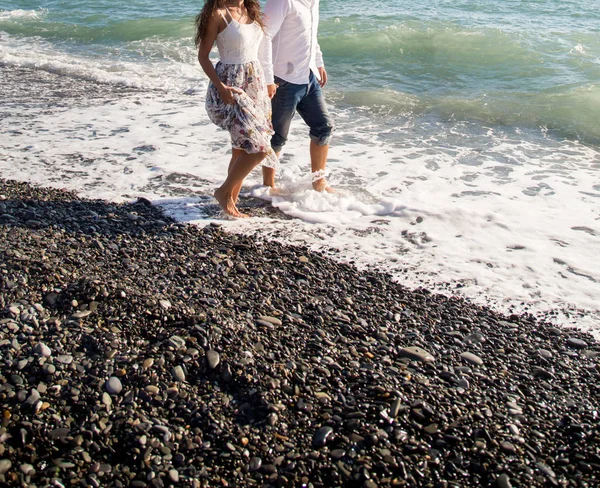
[1,0,599,335]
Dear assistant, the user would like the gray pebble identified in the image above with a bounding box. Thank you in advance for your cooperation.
[460,351,484,366]
[0,459,11,475]
[398,346,435,363]
[34,342,51,357]
[567,337,588,349]
[105,376,122,395]
[172,365,186,382]
[206,350,220,369]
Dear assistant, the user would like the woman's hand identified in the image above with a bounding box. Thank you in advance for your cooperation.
[267,83,277,99]
[218,85,243,105]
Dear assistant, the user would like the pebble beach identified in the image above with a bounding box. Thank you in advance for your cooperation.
[1,178,599,487]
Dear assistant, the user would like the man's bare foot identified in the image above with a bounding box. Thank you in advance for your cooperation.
[269,186,284,196]
[214,187,246,218]
[313,178,335,193]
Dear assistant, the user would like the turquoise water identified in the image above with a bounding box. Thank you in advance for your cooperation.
[1,0,599,143]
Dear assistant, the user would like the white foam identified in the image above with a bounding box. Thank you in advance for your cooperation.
[0,9,47,20]
[0,33,204,93]
[1,70,598,339]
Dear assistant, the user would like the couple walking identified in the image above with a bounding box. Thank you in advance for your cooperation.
[195,0,334,217]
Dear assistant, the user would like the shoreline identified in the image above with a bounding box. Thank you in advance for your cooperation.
[1,178,599,487]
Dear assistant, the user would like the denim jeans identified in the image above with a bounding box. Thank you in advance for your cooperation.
[270,71,334,153]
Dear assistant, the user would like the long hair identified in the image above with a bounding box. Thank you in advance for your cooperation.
[195,0,265,47]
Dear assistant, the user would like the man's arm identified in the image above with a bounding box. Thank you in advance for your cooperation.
[258,0,290,90]
[315,42,327,87]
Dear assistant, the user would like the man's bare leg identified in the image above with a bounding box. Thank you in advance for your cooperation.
[262,154,279,189]
[310,141,333,192]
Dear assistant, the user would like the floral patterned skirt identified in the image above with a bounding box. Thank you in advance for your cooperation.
[206,60,278,169]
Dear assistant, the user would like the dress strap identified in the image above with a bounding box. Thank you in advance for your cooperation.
[220,8,230,25]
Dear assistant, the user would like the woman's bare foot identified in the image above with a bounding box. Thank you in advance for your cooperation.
[313,178,335,193]
[214,187,246,218]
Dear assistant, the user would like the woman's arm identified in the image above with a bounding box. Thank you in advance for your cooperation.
[197,11,242,104]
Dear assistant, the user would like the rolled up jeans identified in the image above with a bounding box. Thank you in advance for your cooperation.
[270,71,334,153]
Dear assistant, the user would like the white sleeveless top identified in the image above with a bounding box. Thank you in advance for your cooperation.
[215,10,264,65]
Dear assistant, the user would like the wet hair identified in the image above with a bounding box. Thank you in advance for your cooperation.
[195,0,265,47]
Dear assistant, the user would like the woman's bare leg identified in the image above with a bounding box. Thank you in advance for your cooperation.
[215,151,266,217]
[228,148,244,203]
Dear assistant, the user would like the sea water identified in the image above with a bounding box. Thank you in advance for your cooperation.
[1,1,599,334]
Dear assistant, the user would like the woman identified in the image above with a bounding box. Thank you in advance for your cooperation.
[195,0,278,218]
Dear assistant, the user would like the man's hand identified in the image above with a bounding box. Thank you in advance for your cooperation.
[267,84,277,99]
[317,66,328,87]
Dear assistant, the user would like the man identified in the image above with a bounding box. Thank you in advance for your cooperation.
[259,0,334,192]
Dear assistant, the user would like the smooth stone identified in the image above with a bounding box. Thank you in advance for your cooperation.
[206,350,220,369]
[35,342,51,357]
[0,459,11,475]
[159,299,171,310]
[249,457,262,472]
[142,358,154,369]
[20,463,35,475]
[313,426,334,447]
[496,473,512,488]
[168,469,179,483]
[56,355,73,364]
[168,335,186,349]
[105,377,122,395]
[172,365,186,383]
[25,389,40,406]
[398,346,435,363]
[72,310,92,319]
[102,392,112,406]
[501,441,516,453]
[258,315,282,326]
[539,349,553,359]
[567,338,588,349]
[390,399,402,418]
[43,364,56,375]
[465,333,485,344]
[536,462,556,478]
[460,352,484,366]
[221,363,233,382]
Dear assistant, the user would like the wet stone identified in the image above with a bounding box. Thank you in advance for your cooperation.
[249,457,262,472]
[313,426,334,447]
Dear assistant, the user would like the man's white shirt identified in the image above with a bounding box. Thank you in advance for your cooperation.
[259,0,324,85]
